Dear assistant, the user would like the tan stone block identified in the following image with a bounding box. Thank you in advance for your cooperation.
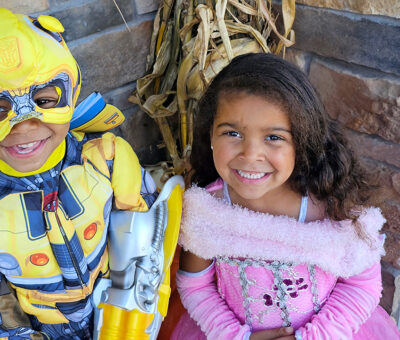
[365,159,400,202]
[381,267,395,314]
[285,48,311,74]
[0,0,49,14]
[345,131,400,168]
[296,0,400,19]
[309,59,400,144]
[383,231,400,268]
[381,202,400,235]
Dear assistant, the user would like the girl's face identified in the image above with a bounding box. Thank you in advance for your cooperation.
[211,93,297,211]
[0,86,69,172]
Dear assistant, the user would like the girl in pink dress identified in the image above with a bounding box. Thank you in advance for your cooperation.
[171,53,400,340]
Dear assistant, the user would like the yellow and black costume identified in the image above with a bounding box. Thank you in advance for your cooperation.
[0,132,157,339]
[0,8,182,340]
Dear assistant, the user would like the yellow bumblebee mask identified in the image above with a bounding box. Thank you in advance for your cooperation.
[0,8,81,142]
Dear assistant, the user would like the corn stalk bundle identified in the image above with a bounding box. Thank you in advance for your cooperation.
[130,0,296,179]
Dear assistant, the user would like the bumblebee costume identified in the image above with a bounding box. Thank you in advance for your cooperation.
[0,8,183,340]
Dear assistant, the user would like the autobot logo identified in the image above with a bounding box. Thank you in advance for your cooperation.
[0,37,21,72]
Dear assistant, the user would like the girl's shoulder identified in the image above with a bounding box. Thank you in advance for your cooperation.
[204,178,224,199]
[305,194,326,222]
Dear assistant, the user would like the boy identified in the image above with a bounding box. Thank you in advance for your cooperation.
[0,8,160,339]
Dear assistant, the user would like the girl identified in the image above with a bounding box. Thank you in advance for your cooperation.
[171,53,400,339]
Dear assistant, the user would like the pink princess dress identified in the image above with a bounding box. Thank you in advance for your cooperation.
[171,179,400,340]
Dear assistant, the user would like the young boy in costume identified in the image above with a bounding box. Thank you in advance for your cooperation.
[0,8,181,339]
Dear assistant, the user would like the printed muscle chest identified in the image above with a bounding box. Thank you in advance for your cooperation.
[0,163,113,282]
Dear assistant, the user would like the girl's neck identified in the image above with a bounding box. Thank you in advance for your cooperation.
[227,182,303,219]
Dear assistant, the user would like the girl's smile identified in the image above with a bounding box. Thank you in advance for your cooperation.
[233,169,271,182]
[211,92,300,213]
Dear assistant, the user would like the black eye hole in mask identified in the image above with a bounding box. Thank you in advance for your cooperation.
[0,97,12,122]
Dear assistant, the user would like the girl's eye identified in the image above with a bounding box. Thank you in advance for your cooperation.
[223,130,241,138]
[266,135,283,141]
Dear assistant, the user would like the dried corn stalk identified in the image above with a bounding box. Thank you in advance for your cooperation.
[130,0,296,179]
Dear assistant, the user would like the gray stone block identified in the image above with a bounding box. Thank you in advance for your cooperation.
[103,82,137,112]
[45,0,134,42]
[69,18,154,100]
[134,0,159,15]
[118,107,164,164]
[0,0,49,13]
[292,4,400,76]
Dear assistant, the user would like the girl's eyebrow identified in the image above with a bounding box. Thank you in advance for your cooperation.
[267,127,292,134]
[215,122,237,129]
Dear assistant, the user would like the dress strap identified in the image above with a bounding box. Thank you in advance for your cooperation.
[298,196,308,222]
[223,180,232,205]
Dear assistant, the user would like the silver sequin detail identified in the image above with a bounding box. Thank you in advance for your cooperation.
[308,264,321,313]
[217,257,292,327]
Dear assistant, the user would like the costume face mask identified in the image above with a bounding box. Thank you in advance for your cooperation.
[0,8,81,142]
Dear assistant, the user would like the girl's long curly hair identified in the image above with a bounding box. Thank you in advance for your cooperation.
[190,53,376,229]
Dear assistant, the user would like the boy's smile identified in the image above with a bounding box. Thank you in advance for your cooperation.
[0,86,69,173]
[0,120,69,172]
[211,93,298,213]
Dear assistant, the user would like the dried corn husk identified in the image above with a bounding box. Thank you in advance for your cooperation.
[130,0,296,178]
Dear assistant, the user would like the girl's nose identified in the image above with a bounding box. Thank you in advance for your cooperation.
[240,139,264,162]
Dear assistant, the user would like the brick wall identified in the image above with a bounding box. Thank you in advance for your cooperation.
[283,1,400,321]
[0,0,163,164]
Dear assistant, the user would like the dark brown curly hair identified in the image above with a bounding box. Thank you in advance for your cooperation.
[190,53,376,227]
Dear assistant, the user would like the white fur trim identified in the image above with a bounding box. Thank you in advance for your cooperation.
[179,186,386,278]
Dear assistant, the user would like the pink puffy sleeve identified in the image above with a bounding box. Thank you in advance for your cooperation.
[296,262,382,340]
[177,262,251,340]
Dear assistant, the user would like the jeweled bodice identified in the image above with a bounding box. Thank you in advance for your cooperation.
[215,257,337,331]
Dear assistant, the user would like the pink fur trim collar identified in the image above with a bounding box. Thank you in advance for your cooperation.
[179,186,386,277]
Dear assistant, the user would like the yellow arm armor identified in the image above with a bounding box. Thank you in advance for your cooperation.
[91,175,184,340]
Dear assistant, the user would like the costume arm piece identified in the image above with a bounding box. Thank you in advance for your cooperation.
[296,262,382,340]
[177,262,251,340]
[111,134,151,212]
[92,176,184,340]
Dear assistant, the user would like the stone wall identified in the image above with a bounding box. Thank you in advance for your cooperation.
[283,1,400,321]
[2,0,400,326]
[0,0,163,164]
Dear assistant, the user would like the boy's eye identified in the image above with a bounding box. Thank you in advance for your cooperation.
[35,98,58,108]
[33,86,59,109]
[0,99,11,122]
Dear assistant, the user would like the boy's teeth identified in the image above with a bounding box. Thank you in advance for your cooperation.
[13,141,41,154]
[237,170,266,179]
[17,142,36,148]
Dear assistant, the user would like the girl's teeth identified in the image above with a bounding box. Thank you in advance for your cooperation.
[237,170,266,179]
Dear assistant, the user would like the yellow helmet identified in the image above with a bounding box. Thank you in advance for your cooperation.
[0,8,81,141]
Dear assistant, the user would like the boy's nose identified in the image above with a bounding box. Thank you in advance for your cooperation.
[9,118,41,134]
